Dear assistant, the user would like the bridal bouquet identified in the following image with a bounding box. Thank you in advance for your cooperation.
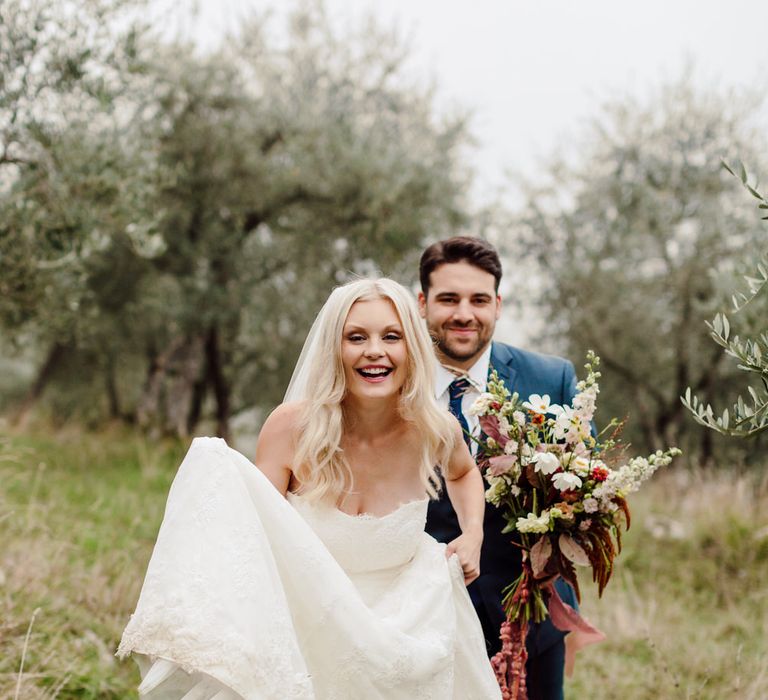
[470,351,680,699]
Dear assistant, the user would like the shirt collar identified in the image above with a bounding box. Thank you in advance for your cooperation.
[434,343,493,398]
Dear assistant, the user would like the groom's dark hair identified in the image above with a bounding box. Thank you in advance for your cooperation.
[419,236,502,293]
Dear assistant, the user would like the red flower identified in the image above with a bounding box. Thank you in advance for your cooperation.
[491,401,502,411]
[591,466,609,482]
[531,413,545,426]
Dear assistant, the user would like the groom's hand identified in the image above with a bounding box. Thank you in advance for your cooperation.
[445,529,482,585]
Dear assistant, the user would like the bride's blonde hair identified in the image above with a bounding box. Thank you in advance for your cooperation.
[291,278,457,504]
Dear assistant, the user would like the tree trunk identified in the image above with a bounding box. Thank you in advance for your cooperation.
[186,375,207,436]
[105,354,122,420]
[136,336,205,438]
[12,342,67,427]
[205,325,231,441]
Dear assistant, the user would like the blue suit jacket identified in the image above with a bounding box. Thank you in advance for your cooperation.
[425,341,579,658]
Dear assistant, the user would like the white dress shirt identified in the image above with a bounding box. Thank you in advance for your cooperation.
[434,343,492,455]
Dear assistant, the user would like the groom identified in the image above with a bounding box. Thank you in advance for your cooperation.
[419,236,578,700]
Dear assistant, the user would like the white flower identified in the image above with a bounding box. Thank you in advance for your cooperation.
[503,439,519,455]
[523,393,561,415]
[485,477,507,506]
[532,451,560,475]
[592,449,681,503]
[516,512,550,534]
[552,471,583,492]
[520,443,535,465]
[572,388,598,421]
[582,497,598,513]
[568,455,592,477]
[579,518,593,531]
[510,484,521,497]
[553,405,591,445]
[553,405,575,438]
[513,410,526,427]
[499,415,512,435]
[468,392,494,416]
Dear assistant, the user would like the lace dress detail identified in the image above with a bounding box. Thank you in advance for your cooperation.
[117,438,500,699]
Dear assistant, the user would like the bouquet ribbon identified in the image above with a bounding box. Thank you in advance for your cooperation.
[543,580,606,677]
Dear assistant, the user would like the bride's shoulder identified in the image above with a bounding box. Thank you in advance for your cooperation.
[256,401,305,453]
[263,401,305,431]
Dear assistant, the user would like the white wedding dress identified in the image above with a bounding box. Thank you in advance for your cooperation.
[117,437,501,699]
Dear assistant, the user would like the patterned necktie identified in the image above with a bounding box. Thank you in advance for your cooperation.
[448,377,472,448]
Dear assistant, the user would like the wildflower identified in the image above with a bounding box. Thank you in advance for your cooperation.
[552,471,583,492]
[568,455,592,477]
[523,393,555,414]
[513,410,526,427]
[516,512,550,534]
[485,477,508,506]
[532,451,560,475]
[468,392,495,416]
[591,465,609,482]
[503,439,519,456]
[582,497,598,513]
[553,502,575,520]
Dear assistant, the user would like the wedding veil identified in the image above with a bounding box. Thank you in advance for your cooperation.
[283,285,346,404]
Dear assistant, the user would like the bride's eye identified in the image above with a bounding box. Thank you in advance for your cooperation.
[347,333,366,343]
[383,333,403,342]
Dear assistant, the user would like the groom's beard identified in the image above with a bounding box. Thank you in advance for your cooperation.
[432,322,493,364]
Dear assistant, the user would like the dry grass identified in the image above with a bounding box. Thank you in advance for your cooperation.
[566,467,768,699]
[0,430,184,699]
[1,429,767,699]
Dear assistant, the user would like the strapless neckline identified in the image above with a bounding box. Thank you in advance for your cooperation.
[287,491,428,521]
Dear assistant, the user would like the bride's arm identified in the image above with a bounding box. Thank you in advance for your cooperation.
[254,402,301,496]
[442,421,485,584]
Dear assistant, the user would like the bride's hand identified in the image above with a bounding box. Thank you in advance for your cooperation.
[445,528,483,585]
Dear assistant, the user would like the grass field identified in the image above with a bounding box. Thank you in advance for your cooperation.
[1,428,766,699]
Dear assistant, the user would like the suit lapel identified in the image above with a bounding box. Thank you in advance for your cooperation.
[489,341,518,392]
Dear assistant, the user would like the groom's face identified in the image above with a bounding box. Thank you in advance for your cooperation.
[418,261,501,369]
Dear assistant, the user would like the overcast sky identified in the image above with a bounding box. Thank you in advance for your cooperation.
[158,0,768,343]
[165,0,768,205]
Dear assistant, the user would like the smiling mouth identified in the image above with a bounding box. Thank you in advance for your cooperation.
[356,367,394,380]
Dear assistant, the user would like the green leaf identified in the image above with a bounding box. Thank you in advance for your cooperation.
[747,184,763,200]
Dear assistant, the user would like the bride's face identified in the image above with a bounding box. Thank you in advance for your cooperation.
[341,297,408,401]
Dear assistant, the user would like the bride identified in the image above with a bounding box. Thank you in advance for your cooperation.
[117,278,502,699]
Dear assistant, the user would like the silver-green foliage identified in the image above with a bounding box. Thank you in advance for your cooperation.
[0,2,472,433]
[513,77,767,458]
[682,162,768,437]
